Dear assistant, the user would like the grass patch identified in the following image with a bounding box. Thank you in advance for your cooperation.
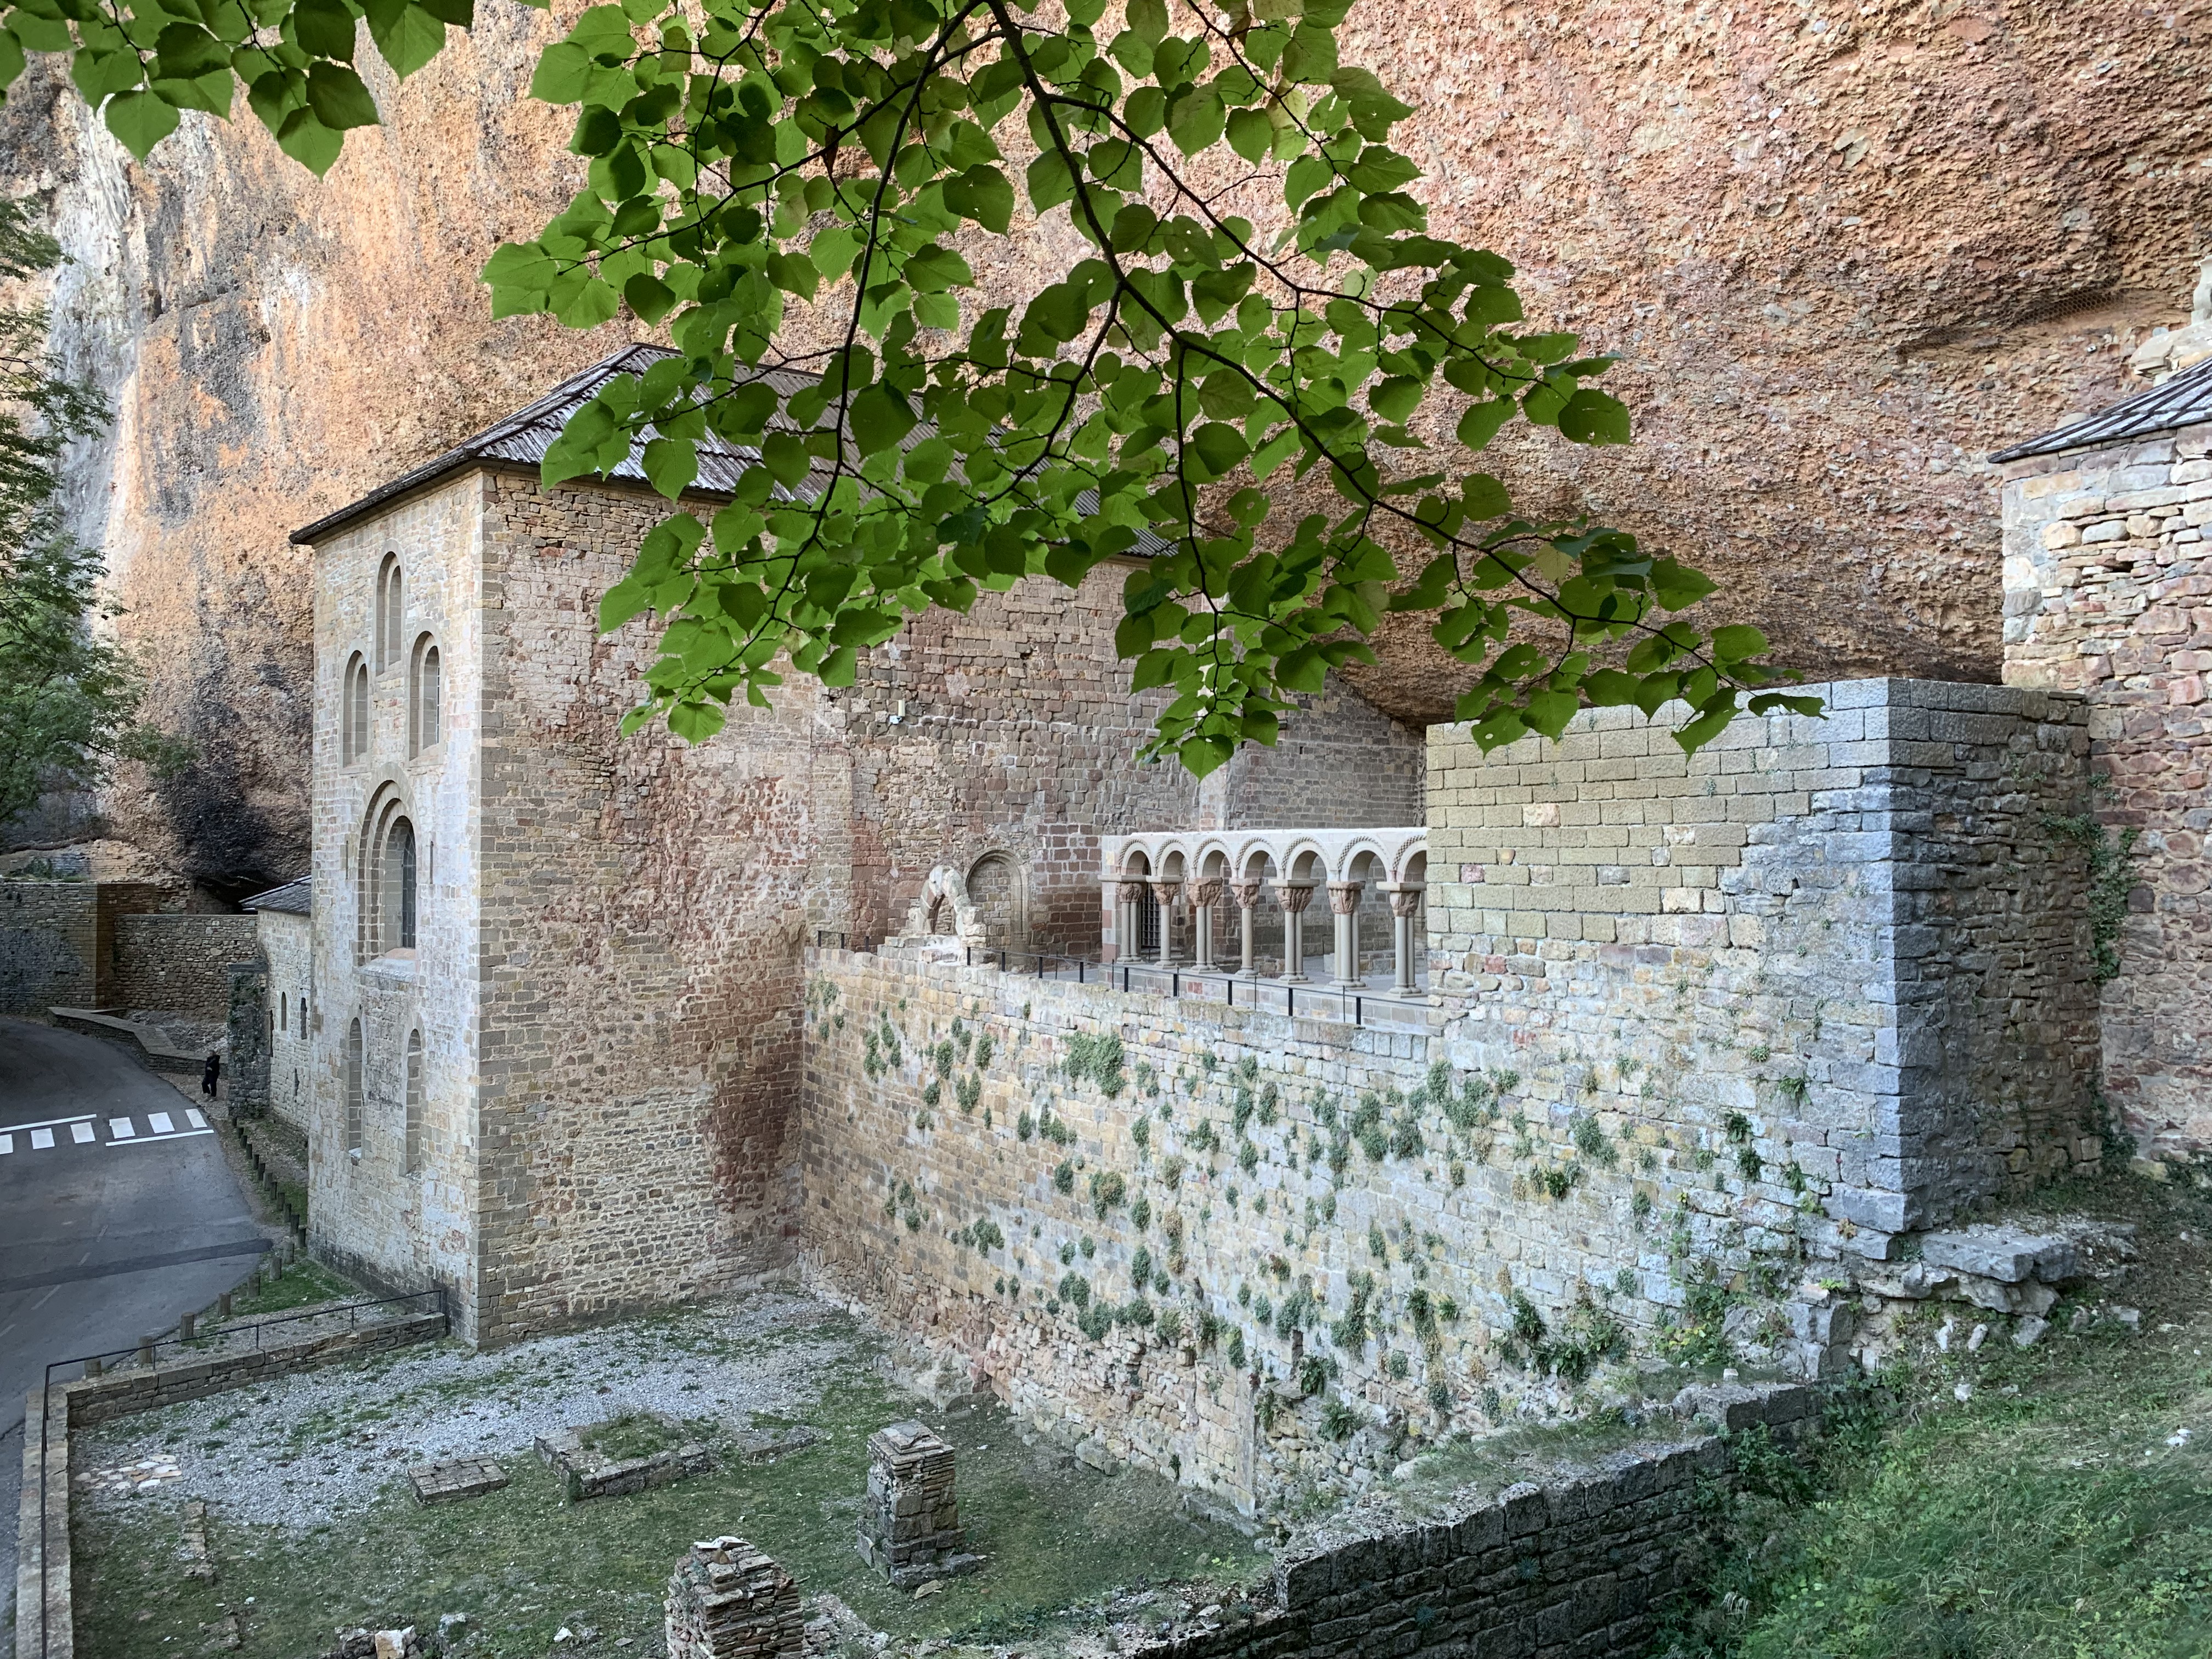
[74,1365,1265,1658]
[1661,1169,2212,1658]
[224,1257,357,1319]
[579,1412,685,1462]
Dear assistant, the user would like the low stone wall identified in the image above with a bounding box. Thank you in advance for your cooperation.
[110,912,261,1018]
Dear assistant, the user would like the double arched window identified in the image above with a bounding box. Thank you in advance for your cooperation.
[409,634,441,755]
[342,654,370,764]
[374,554,404,671]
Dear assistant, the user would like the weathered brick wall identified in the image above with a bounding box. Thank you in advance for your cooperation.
[0,879,97,1012]
[2001,421,2212,1158]
[1426,679,2102,1239]
[111,913,262,1017]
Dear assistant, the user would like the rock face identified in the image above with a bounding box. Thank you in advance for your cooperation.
[2,2,2208,885]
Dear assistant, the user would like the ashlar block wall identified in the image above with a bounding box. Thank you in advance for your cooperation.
[2001,420,2212,1158]
[1425,679,2103,1240]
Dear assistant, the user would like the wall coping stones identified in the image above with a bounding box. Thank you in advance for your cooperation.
[1917,1225,2082,1285]
[536,1416,715,1502]
[408,1455,510,1505]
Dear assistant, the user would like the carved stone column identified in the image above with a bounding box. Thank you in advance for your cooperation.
[1189,877,1225,970]
[1115,879,1148,963]
[1380,882,1425,993]
[1149,879,1183,967]
[1327,881,1365,986]
[1229,880,1263,977]
[1276,882,1316,982]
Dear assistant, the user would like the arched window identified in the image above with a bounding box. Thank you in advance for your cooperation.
[279,992,288,1031]
[342,654,370,763]
[383,817,417,951]
[403,1029,423,1172]
[409,635,441,755]
[967,851,1027,950]
[300,994,309,1038]
[374,554,404,670]
[345,1018,364,1153]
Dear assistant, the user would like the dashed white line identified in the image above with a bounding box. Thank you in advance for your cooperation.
[30,1127,54,1149]
[0,1112,95,1136]
[71,1121,95,1143]
[108,1117,136,1139]
[187,1109,207,1130]
[149,1111,174,1134]
[0,1133,12,1154]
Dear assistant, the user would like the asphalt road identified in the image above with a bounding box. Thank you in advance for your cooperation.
[0,1016,272,1657]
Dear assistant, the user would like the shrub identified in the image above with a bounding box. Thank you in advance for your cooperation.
[1017,1110,1035,1141]
[1129,1195,1150,1231]
[1065,1030,1126,1098]
[1057,1272,1091,1311]
[1053,1160,1075,1194]
[1090,1169,1127,1217]
[1320,1398,1360,1442]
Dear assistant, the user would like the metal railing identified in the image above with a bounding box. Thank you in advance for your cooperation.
[33,1283,449,1656]
[813,930,878,951]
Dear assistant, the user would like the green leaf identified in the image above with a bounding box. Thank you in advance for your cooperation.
[623,272,675,323]
[1126,0,1169,44]
[364,0,450,78]
[1025,150,1075,213]
[155,22,232,79]
[1650,560,1716,612]
[275,106,344,174]
[641,437,697,499]
[944,163,1013,233]
[1166,86,1224,156]
[1455,398,1514,452]
[1712,624,1768,663]
[103,90,180,159]
[1226,106,1271,163]
[1523,690,1578,738]
[1187,421,1249,481]
[849,383,917,456]
[554,274,619,329]
[290,0,357,61]
[1558,388,1631,445]
[304,61,379,128]
[0,31,30,96]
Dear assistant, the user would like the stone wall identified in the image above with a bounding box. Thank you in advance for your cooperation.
[259,909,314,1130]
[1425,679,2103,1242]
[2000,420,2212,1158]
[0,878,97,1012]
[110,913,262,1016]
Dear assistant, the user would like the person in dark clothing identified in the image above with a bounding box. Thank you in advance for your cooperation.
[201,1051,221,1099]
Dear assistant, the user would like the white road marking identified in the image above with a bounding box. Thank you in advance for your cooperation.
[30,1127,55,1149]
[109,1128,213,1146]
[108,1117,136,1139]
[149,1111,174,1134]
[0,1133,12,1154]
[71,1122,95,1143]
[187,1109,207,1130]
[0,1112,95,1136]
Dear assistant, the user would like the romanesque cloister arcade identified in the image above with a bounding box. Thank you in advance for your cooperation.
[1099,828,1427,995]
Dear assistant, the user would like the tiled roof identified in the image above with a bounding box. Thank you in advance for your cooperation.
[1991,353,2212,462]
[241,876,311,915]
[290,343,1167,557]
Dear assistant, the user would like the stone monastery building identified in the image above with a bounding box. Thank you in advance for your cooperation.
[285,343,2212,1514]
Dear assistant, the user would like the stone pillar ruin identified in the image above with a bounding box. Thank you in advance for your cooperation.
[1229,880,1262,976]
[1276,882,1316,982]
[857,1421,980,1588]
[1327,881,1364,986]
[1114,879,1147,963]
[1189,877,1224,969]
[664,1536,804,1659]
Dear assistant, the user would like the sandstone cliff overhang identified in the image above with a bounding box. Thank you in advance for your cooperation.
[1991,353,2212,464]
[289,343,822,546]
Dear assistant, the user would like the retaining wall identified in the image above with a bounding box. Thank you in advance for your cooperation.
[110,912,261,1017]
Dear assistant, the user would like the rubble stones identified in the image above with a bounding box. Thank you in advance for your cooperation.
[319,1629,424,1659]
[664,1535,806,1659]
[857,1422,981,1589]
[1918,1226,2081,1285]
[408,1455,510,1505]
[537,1416,715,1502]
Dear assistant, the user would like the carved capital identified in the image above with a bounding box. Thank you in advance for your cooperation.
[1189,878,1226,907]
[1149,879,1183,907]
[1229,880,1264,911]
[1326,881,1364,916]
[1382,882,1426,918]
[1274,882,1316,915]
[1116,880,1150,907]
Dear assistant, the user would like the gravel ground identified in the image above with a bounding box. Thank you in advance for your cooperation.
[77,1290,864,1532]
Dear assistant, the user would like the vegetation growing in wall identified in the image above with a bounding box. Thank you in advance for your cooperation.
[2044,787,2143,984]
[1063,1030,1126,1098]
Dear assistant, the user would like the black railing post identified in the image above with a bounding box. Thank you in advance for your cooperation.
[1077,959,1085,984]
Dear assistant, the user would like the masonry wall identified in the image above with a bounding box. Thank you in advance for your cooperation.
[308,471,484,1321]
[2001,421,2212,1158]
[259,910,314,1130]
[110,913,262,1016]
[0,879,97,1012]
